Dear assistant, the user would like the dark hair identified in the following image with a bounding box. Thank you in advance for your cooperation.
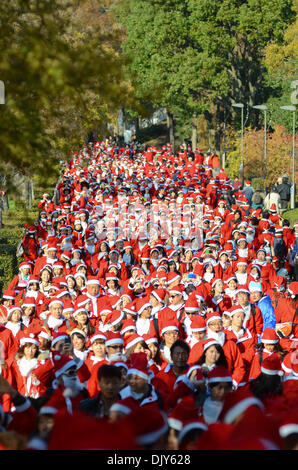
[209,380,233,390]
[249,373,283,400]
[16,342,39,360]
[125,340,148,361]
[179,428,206,450]
[170,339,190,357]
[97,364,122,382]
[196,344,228,368]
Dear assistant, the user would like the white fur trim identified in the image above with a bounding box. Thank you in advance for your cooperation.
[178,422,207,444]
[223,397,264,424]
[279,424,298,438]
[161,325,179,336]
[127,368,149,381]
[125,336,143,350]
[261,366,283,376]
[39,406,58,415]
[55,359,77,377]
[109,403,132,415]
[168,417,183,431]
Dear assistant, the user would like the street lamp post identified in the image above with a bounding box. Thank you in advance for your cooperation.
[280,105,296,209]
[0,81,5,228]
[253,104,268,192]
[232,103,244,187]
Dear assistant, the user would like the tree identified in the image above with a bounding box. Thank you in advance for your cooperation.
[226,124,295,189]
[261,0,298,132]
[115,0,295,149]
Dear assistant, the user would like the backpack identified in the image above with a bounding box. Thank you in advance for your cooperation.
[253,192,263,205]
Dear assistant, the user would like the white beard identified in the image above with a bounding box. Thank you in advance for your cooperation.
[203,397,224,424]
[130,389,145,400]
[86,245,95,255]
[62,376,82,394]
[47,315,64,330]
[108,352,126,363]
[207,329,226,347]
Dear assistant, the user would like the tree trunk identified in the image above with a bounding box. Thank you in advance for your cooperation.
[26,179,33,210]
[134,117,139,135]
[166,109,175,151]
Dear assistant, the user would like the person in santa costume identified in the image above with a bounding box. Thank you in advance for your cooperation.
[113,352,168,412]
[78,364,123,419]
[249,328,287,381]
[10,334,41,399]
[224,306,257,382]
[156,339,190,393]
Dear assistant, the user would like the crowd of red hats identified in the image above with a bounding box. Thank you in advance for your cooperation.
[0,140,297,450]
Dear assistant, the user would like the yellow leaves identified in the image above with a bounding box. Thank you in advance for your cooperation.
[263,5,298,78]
[226,124,294,188]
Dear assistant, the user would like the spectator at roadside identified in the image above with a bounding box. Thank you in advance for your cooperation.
[276,176,291,212]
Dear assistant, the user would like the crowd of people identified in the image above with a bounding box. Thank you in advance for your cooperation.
[0,140,297,451]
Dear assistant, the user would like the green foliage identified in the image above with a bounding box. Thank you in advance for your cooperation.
[282,208,298,227]
[115,0,295,141]
[0,0,135,191]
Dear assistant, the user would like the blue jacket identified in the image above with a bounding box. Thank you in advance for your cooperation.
[256,295,276,330]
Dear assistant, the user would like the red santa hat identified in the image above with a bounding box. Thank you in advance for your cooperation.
[184,297,200,313]
[49,298,64,309]
[135,297,152,316]
[142,333,159,346]
[279,413,298,439]
[2,289,15,300]
[105,310,124,327]
[168,284,184,297]
[228,305,245,317]
[86,276,101,286]
[167,272,181,286]
[203,338,221,351]
[260,354,283,376]
[206,312,222,327]
[105,331,124,348]
[126,407,169,447]
[150,288,167,304]
[69,328,87,339]
[89,332,107,345]
[51,332,70,348]
[19,332,39,347]
[22,297,36,308]
[168,397,199,432]
[288,281,298,298]
[178,420,208,447]
[122,302,137,318]
[207,366,232,384]
[190,316,206,332]
[124,334,145,351]
[72,307,88,319]
[120,319,137,336]
[261,328,279,344]
[219,388,264,425]
[109,397,139,417]
[161,322,179,337]
[19,261,32,271]
[52,353,77,378]
[269,203,277,213]
[127,352,149,381]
